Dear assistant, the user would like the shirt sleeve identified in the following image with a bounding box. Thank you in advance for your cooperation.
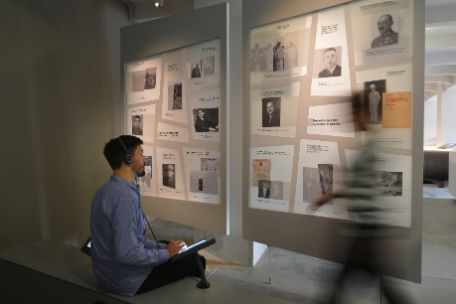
[111,194,169,266]
[144,239,168,250]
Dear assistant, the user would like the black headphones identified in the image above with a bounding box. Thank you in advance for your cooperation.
[118,137,134,165]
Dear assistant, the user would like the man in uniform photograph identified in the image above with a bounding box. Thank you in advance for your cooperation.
[371,14,399,48]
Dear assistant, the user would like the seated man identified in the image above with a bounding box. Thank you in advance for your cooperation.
[90,135,205,296]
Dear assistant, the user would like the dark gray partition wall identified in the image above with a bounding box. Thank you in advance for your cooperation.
[121,4,229,234]
[243,0,424,282]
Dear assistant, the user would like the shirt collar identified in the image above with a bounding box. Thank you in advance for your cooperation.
[111,175,140,194]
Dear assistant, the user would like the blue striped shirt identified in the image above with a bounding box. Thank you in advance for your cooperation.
[90,176,169,296]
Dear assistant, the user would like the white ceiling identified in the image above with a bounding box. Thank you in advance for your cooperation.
[425,0,456,97]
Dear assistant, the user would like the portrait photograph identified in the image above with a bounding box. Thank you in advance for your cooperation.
[370,14,399,49]
[262,97,281,128]
[193,108,219,132]
[162,164,176,189]
[314,47,342,78]
[131,115,143,136]
[190,60,202,78]
[363,79,386,124]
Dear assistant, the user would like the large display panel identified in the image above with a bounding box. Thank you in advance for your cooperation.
[121,4,228,234]
[243,0,424,282]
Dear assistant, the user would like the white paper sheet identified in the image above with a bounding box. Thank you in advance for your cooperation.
[307,102,355,138]
[345,150,412,227]
[162,49,187,123]
[311,7,351,96]
[128,104,156,143]
[251,82,300,138]
[350,0,413,66]
[356,63,413,149]
[156,147,185,200]
[249,146,294,212]
[185,39,221,88]
[183,148,221,204]
[156,122,189,143]
[126,56,162,104]
[250,15,311,84]
[294,139,347,219]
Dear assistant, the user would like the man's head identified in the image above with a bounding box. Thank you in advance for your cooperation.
[198,109,205,119]
[145,72,156,87]
[322,48,338,70]
[165,164,175,179]
[103,135,144,175]
[266,101,275,115]
[133,115,141,126]
[370,84,377,91]
[377,14,393,35]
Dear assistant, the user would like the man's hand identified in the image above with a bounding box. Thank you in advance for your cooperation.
[166,240,186,257]
[312,192,335,210]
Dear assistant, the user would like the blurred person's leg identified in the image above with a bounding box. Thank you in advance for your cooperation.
[381,277,413,304]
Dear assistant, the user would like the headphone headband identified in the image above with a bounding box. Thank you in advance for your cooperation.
[118,137,134,165]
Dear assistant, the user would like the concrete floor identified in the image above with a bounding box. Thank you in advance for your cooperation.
[1,185,453,303]
[150,184,456,303]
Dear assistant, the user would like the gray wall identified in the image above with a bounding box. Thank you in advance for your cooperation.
[0,0,129,249]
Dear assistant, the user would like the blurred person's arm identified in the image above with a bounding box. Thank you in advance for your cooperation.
[312,191,343,209]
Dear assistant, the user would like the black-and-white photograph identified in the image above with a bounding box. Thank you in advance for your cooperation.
[201,158,220,172]
[191,61,202,78]
[314,47,342,78]
[168,82,183,110]
[193,108,219,132]
[318,164,333,195]
[131,115,143,136]
[270,181,284,200]
[162,164,176,189]
[272,41,285,71]
[202,56,215,76]
[363,79,386,124]
[302,168,322,202]
[130,67,157,92]
[371,14,399,49]
[258,180,271,198]
[189,171,218,195]
[262,97,281,128]
[144,67,157,89]
[377,171,402,196]
[250,32,299,73]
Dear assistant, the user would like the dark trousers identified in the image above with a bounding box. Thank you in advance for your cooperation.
[136,253,206,294]
[326,237,412,304]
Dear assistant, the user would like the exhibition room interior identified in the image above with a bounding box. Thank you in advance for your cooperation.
[1,0,456,303]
